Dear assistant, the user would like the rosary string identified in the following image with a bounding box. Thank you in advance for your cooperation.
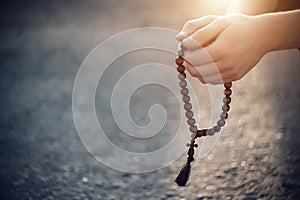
[175,55,232,186]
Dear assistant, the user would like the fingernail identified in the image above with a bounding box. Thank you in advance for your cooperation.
[176,31,187,41]
[182,37,200,50]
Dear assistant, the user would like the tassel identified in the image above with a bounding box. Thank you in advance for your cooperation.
[175,162,191,186]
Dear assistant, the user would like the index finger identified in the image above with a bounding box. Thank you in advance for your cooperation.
[176,15,218,41]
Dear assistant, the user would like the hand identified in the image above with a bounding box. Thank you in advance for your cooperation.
[176,14,270,84]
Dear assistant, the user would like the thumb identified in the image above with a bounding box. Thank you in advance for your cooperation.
[176,15,218,41]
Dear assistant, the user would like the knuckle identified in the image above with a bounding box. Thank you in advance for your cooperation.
[185,20,196,29]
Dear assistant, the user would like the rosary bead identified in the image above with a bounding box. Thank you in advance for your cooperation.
[187,118,196,125]
[178,49,184,57]
[220,112,228,119]
[184,103,192,111]
[191,133,197,139]
[177,65,185,73]
[194,144,198,148]
[197,129,207,137]
[224,88,232,96]
[197,130,203,137]
[217,119,225,127]
[178,73,186,80]
[224,82,232,89]
[223,96,231,104]
[213,125,221,133]
[179,80,187,88]
[189,125,197,133]
[208,128,215,136]
[186,143,190,147]
[182,95,190,103]
[185,111,194,118]
[222,104,230,112]
[175,56,184,65]
[181,88,189,96]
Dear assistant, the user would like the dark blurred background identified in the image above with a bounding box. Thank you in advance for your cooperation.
[1,0,300,199]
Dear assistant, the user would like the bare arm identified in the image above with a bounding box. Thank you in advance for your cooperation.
[259,9,300,51]
[226,0,278,15]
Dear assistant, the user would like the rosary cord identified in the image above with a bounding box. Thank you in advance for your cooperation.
[175,55,232,186]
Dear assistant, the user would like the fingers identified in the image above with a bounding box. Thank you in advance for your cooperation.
[185,61,223,84]
[176,15,218,41]
[182,44,220,66]
[182,19,230,50]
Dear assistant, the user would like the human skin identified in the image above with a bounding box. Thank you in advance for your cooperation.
[176,1,300,84]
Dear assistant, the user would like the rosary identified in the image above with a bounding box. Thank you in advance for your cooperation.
[174,52,232,186]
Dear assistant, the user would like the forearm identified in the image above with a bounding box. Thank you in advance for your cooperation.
[259,9,300,51]
[226,0,278,15]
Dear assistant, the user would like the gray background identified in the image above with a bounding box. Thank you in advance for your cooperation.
[1,0,300,199]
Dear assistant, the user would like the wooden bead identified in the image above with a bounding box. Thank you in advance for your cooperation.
[191,133,197,139]
[178,73,186,80]
[181,88,189,96]
[213,125,221,132]
[178,49,184,57]
[220,112,228,119]
[184,103,192,111]
[208,128,215,136]
[175,56,184,65]
[224,82,232,89]
[223,96,231,104]
[179,80,187,88]
[217,119,225,127]
[177,65,185,73]
[197,129,207,137]
[222,104,230,112]
[187,118,195,126]
[182,95,190,103]
[189,125,197,133]
[185,111,194,118]
[224,88,232,96]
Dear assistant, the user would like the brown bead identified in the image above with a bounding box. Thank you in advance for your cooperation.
[222,104,230,112]
[184,103,192,111]
[177,65,185,73]
[197,130,202,137]
[224,82,232,89]
[181,88,189,96]
[185,111,194,118]
[187,118,195,125]
[224,88,232,96]
[223,96,231,104]
[182,95,190,103]
[189,125,197,133]
[178,49,184,57]
[213,125,221,132]
[208,128,215,136]
[220,112,228,119]
[175,56,184,65]
[217,119,225,127]
[179,80,187,88]
[197,129,207,137]
[178,73,186,80]
[191,133,197,139]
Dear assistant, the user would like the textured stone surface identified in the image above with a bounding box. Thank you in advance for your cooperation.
[1,0,300,199]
